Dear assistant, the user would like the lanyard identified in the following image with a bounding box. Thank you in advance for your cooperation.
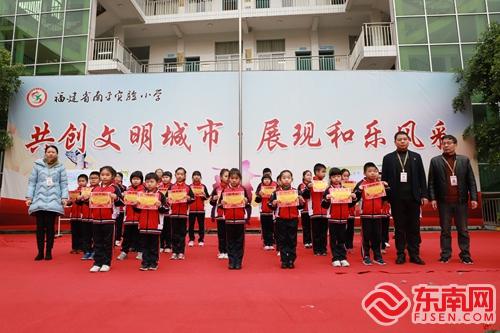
[441,156,456,176]
[397,151,408,172]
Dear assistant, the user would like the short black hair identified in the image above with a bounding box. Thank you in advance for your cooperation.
[162,171,172,178]
[89,171,100,178]
[116,172,124,179]
[262,168,272,175]
[130,170,144,183]
[44,145,58,154]
[192,170,202,177]
[441,134,457,144]
[363,162,378,173]
[394,131,409,141]
[220,168,229,177]
[340,168,350,176]
[155,168,163,173]
[313,163,326,173]
[145,172,159,182]
[229,168,242,179]
[100,166,117,178]
[279,169,293,178]
[77,174,88,181]
[175,167,187,175]
[329,167,342,177]
[261,174,272,183]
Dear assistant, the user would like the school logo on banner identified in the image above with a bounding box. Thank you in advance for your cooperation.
[26,88,48,108]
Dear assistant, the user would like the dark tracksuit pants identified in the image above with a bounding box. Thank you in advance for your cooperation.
[260,214,275,247]
[115,212,124,242]
[122,224,140,253]
[361,217,382,260]
[301,212,312,245]
[277,218,298,264]
[226,223,245,266]
[381,216,390,249]
[188,212,205,242]
[93,222,114,266]
[345,217,355,249]
[391,199,421,258]
[329,222,347,261]
[217,219,227,253]
[35,211,57,255]
[171,216,187,254]
[160,215,172,249]
[70,218,82,251]
[311,216,328,254]
[80,220,94,253]
[141,233,160,267]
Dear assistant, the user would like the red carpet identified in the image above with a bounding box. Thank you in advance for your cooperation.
[0,231,499,333]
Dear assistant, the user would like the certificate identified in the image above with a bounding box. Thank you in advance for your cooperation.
[330,187,352,204]
[363,182,386,200]
[137,192,158,210]
[89,192,112,209]
[191,185,205,197]
[81,187,92,197]
[123,191,138,205]
[223,191,245,209]
[312,180,328,193]
[261,185,276,198]
[168,189,187,204]
[341,180,357,192]
[276,190,299,208]
[69,190,79,201]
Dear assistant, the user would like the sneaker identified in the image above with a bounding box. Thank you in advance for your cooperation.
[384,242,390,248]
[281,262,288,269]
[340,260,350,267]
[223,253,229,259]
[114,240,121,246]
[117,252,127,260]
[363,257,373,266]
[198,242,204,247]
[81,252,92,260]
[277,251,280,256]
[170,253,178,260]
[188,241,194,247]
[100,265,111,272]
[461,257,474,265]
[149,265,158,271]
[269,245,275,250]
[165,248,172,253]
[136,252,143,260]
[332,260,341,267]
[178,253,185,260]
[89,252,95,260]
[217,253,225,259]
[381,249,387,254]
[139,265,149,271]
[263,246,269,251]
[89,265,101,273]
[159,248,164,253]
[374,258,386,265]
[439,256,450,263]
[320,252,327,256]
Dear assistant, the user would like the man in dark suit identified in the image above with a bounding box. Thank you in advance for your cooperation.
[382,131,428,265]
[428,134,478,264]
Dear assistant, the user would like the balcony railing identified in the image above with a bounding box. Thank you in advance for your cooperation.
[91,38,143,73]
[349,22,394,69]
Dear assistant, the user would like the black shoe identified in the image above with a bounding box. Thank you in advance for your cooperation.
[461,257,474,265]
[228,263,235,270]
[281,262,288,269]
[410,256,425,265]
[439,256,450,263]
[320,252,327,256]
[395,255,406,265]
[288,262,295,269]
[234,264,242,270]
[45,252,52,260]
[35,253,44,261]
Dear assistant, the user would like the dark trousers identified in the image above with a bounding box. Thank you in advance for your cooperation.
[329,222,347,261]
[276,218,298,264]
[35,211,57,255]
[391,199,421,258]
[226,223,245,266]
[217,219,227,253]
[311,217,328,254]
[93,223,114,266]
[122,224,140,253]
[80,220,93,253]
[301,212,312,245]
[381,216,390,249]
[160,215,172,249]
[438,202,471,259]
[345,217,355,249]
[188,213,205,242]
[260,214,275,246]
[70,218,82,251]
[361,217,382,260]
[115,212,124,242]
[171,217,187,254]
[141,233,160,267]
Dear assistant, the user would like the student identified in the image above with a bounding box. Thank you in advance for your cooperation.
[78,171,100,260]
[302,163,328,256]
[254,174,276,250]
[167,167,194,260]
[89,166,123,272]
[68,174,88,254]
[341,168,356,253]
[117,171,144,261]
[210,168,229,259]
[322,168,356,267]
[155,168,164,180]
[188,171,210,247]
[381,200,391,254]
[114,172,127,246]
[158,171,172,252]
[270,170,303,269]
[298,170,313,249]
[135,173,167,271]
[219,168,250,270]
[354,162,390,266]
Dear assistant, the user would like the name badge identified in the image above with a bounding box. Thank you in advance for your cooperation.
[450,175,458,186]
[46,177,54,186]
[400,172,407,183]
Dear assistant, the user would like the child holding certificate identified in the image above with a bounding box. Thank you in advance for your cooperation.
[321,168,357,267]
[219,168,250,270]
[78,171,100,260]
[354,162,390,266]
[159,171,172,252]
[269,170,303,269]
[117,171,144,261]
[68,174,88,254]
[135,173,167,271]
[341,168,356,253]
[188,171,210,248]
[210,169,229,260]
[254,174,277,250]
[167,167,194,260]
[298,170,312,249]
[89,166,123,273]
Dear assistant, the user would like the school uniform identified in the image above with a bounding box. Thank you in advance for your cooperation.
[114,183,127,243]
[77,186,95,255]
[122,184,144,254]
[68,187,83,251]
[254,182,277,247]
[302,177,329,255]
[298,182,312,246]
[167,182,195,255]
[188,182,210,243]
[381,202,391,250]
[210,184,228,254]
[158,182,172,250]
[345,205,356,250]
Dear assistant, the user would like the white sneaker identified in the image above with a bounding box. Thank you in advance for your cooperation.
[178,253,185,260]
[277,251,280,256]
[159,248,164,253]
[340,260,350,267]
[217,253,225,259]
[188,241,194,247]
[165,248,172,253]
[136,252,142,260]
[198,242,204,247]
[223,253,229,259]
[117,252,127,260]
[263,246,269,251]
[114,240,121,246]
[100,265,110,272]
[385,242,390,248]
[269,245,275,250]
[333,260,341,267]
[381,249,387,254]
[170,253,178,260]
[89,265,100,273]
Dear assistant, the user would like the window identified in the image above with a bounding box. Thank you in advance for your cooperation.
[215,41,239,71]
[399,46,430,71]
[64,10,89,35]
[15,14,40,39]
[35,63,60,75]
[185,56,200,72]
[256,0,270,8]
[257,39,285,70]
[319,50,335,70]
[39,12,64,37]
[458,15,488,43]
[17,0,42,15]
[163,57,177,72]
[396,17,428,44]
[222,0,237,10]
[61,62,85,75]
[456,0,486,13]
[42,0,65,12]
[488,0,500,12]
[0,16,15,40]
[66,0,90,10]
[295,51,311,71]
[430,45,461,72]
[428,16,458,43]
[0,0,16,16]
[257,39,285,53]
[13,39,37,64]
[395,0,424,16]
[425,0,454,14]
[461,44,477,66]
[62,36,87,62]
[37,37,62,63]
[490,14,500,24]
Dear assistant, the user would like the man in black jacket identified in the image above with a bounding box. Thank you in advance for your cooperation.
[382,131,428,265]
[428,134,478,264]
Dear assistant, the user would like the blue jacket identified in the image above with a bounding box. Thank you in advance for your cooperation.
[26,159,69,215]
